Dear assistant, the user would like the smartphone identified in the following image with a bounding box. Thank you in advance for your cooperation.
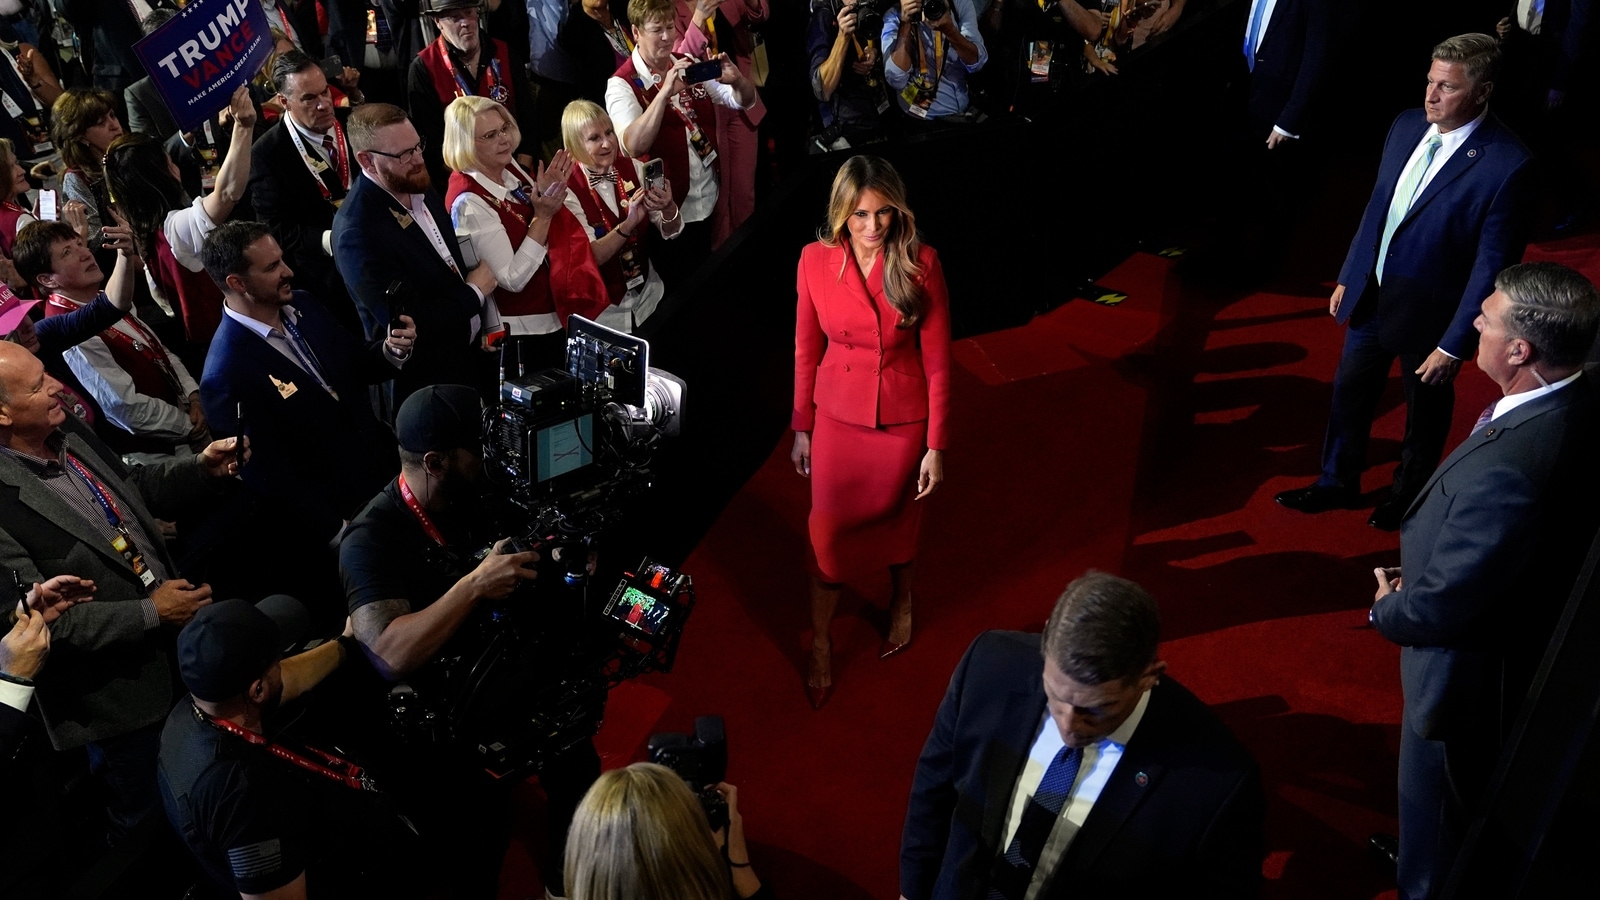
[385,281,408,332]
[234,401,246,470]
[683,59,722,84]
[642,158,664,191]
[38,188,57,221]
[319,54,344,83]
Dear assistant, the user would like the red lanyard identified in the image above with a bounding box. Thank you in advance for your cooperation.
[634,67,704,136]
[582,165,635,240]
[48,293,186,398]
[397,473,447,547]
[195,705,376,792]
[291,118,351,202]
[64,453,127,527]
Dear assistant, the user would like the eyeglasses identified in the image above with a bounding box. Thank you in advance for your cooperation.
[368,138,427,162]
[475,123,513,143]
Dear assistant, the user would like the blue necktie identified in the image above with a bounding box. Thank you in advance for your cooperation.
[987,745,1084,900]
[1243,0,1269,71]
[1376,134,1443,284]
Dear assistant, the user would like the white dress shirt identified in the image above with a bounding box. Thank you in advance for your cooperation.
[450,166,557,335]
[605,47,750,225]
[563,160,683,333]
[1491,370,1581,421]
[64,309,200,444]
[1000,688,1152,900]
[1395,105,1487,207]
[0,677,31,714]
[1517,0,1546,33]
[362,171,483,338]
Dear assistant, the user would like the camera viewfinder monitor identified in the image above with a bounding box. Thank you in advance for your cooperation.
[566,315,650,408]
[535,412,594,484]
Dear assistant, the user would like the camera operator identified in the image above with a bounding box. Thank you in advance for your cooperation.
[564,762,770,900]
[339,384,601,897]
[808,1,890,150]
[158,598,421,899]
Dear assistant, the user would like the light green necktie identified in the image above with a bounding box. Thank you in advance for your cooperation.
[1376,133,1444,284]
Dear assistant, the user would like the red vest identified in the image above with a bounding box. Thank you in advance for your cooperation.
[149,228,224,347]
[44,296,187,453]
[443,171,611,325]
[419,36,518,108]
[0,203,27,259]
[565,158,645,306]
[614,56,719,208]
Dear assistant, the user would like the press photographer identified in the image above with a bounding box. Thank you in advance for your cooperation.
[808,0,891,150]
[339,384,601,897]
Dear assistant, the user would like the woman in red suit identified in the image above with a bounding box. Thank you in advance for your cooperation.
[792,155,951,709]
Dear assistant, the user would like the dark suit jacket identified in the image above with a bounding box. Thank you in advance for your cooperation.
[0,695,31,763]
[1501,0,1593,92]
[1336,109,1534,357]
[61,0,144,94]
[250,111,359,327]
[1245,0,1333,138]
[125,76,179,143]
[901,631,1264,900]
[0,416,213,749]
[200,292,401,544]
[332,172,486,417]
[1375,374,1600,742]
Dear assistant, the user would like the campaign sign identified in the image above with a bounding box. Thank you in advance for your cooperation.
[134,0,272,134]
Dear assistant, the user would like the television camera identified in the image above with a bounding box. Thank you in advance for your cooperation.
[388,319,694,778]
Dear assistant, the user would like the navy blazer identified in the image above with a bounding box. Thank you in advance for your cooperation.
[901,631,1264,900]
[1375,374,1600,742]
[1245,0,1334,137]
[200,292,400,543]
[1336,109,1534,357]
[332,171,486,416]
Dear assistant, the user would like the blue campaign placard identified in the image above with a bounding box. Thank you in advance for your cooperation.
[133,0,273,134]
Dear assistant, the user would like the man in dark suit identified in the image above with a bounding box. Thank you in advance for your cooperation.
[251,50,364,332]
[199,221,413,600]
[1370,262,1600,900]
[333,102,498,423]
[1276,34,1535,530]
[0,340,242,841]
[900,572,1264,900]
[1242,0,1334,148]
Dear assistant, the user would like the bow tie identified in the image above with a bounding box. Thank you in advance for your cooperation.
[587,171,617,186]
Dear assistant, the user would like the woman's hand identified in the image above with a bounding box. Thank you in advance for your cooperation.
[531,180,567,219]
[62,199,90,239]
[534,149,575,195]
[621,190,650,233]
[226,85,257,131]
[711,782,763,899]
[103,209,137,257]
[915,448,943,499]
[791,431,811,477]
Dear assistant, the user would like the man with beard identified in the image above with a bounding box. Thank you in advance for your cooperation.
[339,385,601,896]
[333,104,499,423]
[408,0,538,190]
[199,221,415,606]
[157,598,418,898]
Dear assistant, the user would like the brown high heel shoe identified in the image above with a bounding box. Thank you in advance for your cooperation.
[881,600,913,660]
[806,641,834,710]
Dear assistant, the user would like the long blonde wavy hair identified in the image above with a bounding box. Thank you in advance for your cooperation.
[819,155,926,328]
[561,762,731,900]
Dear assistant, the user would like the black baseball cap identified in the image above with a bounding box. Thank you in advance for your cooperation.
[396,384,482,454]
[177,597,308,703]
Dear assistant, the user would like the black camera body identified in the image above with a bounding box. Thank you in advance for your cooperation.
[825,0,887,41]
[919,0,950,24]
[649,716,729,831]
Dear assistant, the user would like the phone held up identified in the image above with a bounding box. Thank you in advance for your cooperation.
[642,158,665,191]
[683,59,722,85]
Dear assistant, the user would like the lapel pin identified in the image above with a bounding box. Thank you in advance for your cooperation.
[1135,771,1149,787]
[1467,149,1477,158]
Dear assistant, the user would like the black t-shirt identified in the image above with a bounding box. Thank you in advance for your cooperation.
[157,700,311,895]
[340,479,484,619]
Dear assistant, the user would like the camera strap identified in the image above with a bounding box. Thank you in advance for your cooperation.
[194,703,381,793]
[901,24,946,116]
[397,473,448,547]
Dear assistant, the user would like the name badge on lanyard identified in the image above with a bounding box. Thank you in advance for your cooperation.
[65,455,157,587]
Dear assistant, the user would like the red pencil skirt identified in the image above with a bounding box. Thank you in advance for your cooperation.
[808,412,928,584]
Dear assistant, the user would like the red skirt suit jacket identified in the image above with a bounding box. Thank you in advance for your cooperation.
[792,241,952,449]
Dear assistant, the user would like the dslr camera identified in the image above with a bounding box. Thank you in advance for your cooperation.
[818,0,888,41]
[649,715,729,831]
[917,0,950,23]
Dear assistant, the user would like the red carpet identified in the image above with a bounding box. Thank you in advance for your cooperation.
[500,231,1600,898]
